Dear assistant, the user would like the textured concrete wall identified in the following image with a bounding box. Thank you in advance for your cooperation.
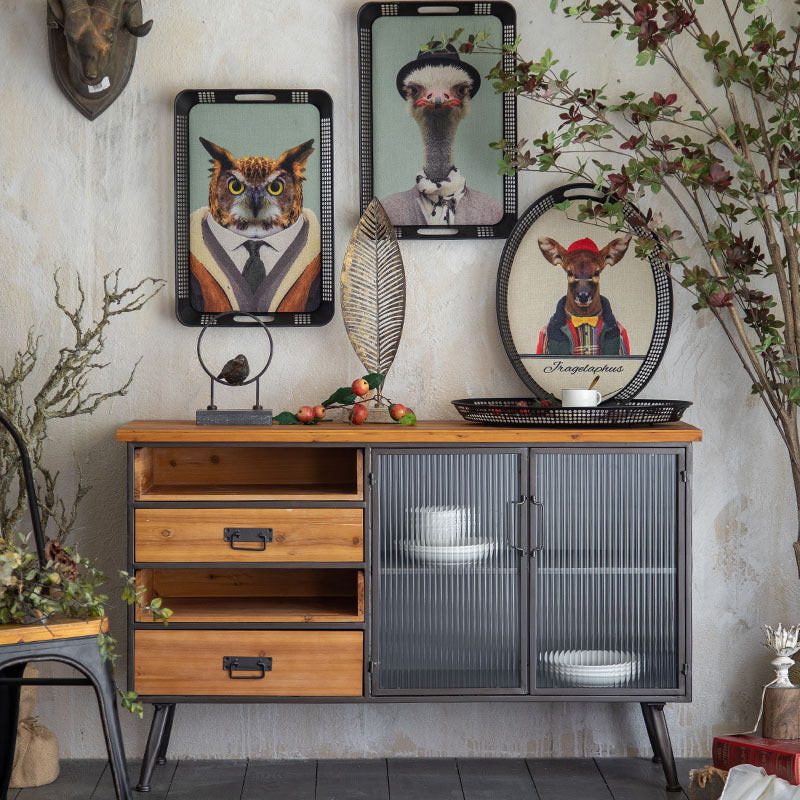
[0,0,794,760]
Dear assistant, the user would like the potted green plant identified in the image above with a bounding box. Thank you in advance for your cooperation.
[430,0,800,566]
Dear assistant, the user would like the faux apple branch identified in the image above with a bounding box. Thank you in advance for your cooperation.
[273,373,417,426]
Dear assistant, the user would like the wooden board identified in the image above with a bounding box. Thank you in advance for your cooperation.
[457,759,539,800]
[526,759,612,799]
[134,508,364,563]
[316,759,390,800]
[241,760,317,800]
[595,758,686,800]
[162,760,247,800]
[0,617,107,646]
[14,759,107,800]
[133,630,363,696]
[134,446,362,501]
[118,419,703,444]
[387,759,463,800]
[90,760,177,800]
[136,596,362,623]
[140,567,362,598]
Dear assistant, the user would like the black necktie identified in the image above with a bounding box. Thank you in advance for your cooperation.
[242,240,267,292]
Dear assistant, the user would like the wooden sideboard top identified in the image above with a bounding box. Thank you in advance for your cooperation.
[117,419,702,444]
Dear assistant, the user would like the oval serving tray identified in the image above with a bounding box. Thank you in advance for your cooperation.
[452,398,691,427]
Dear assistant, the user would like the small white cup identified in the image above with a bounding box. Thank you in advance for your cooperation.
[562,389,602,407]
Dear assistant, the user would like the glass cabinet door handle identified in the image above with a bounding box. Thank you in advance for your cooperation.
[530,496,544,557]
[506,497,527,555]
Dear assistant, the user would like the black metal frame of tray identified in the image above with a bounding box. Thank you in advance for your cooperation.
[452,398,692,427]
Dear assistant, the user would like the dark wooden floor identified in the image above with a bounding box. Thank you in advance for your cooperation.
[10,758,710,799]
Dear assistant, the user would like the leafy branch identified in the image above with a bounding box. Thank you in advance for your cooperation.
[429,0,800,569]
[0,270,164,541]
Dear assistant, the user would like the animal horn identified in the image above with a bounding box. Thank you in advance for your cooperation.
[122,0,153,37]
[46,0,86,27]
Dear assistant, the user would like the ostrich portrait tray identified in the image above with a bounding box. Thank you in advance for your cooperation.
[174,89,334,327]
[358,2,517,240]
[496,184,673,403]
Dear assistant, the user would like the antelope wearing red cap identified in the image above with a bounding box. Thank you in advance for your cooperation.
[536,235,633,356]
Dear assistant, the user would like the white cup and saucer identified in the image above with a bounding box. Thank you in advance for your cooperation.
[561,388,603,407]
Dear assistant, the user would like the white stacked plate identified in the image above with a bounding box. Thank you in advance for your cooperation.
[404,538,494,565]
[406,506,473,546]
[542,650,640,687]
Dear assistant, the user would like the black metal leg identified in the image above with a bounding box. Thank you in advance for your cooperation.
[640,700,662,763]
[136,704,173,793]
[0,663,24,800]
[156,704,176,765]
[641,703,681,792]
[79,643,132,800]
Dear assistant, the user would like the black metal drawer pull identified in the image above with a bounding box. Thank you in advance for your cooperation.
[223,527,273,550]
[222,656,272,679]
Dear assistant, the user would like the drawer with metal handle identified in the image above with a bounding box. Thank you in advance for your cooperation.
[134,630,363,697]
[134,508,363,563]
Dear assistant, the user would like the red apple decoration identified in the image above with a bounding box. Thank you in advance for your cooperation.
[351,378,369,397]
[350,404,368,425]
[389,403,407,421]
[313,405,326,419]
[296,405,314,424]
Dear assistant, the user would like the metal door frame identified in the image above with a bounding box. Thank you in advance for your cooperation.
[369,447,529,696]
[528,445,689,699]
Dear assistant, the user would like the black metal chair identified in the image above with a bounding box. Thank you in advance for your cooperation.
[0,411,132,800]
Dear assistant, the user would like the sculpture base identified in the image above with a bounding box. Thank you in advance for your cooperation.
[763,686,800,739]
[196,409,272,426]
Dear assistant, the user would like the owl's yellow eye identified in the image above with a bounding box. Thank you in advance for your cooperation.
[267,179,284,196]
[228,178,245,195]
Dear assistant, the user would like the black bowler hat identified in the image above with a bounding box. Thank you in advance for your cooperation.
[395,43,482,99]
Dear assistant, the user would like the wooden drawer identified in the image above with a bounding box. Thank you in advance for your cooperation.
[134,508,363,563]
[133,630,363,696]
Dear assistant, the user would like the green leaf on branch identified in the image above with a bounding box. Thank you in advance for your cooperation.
[399,410,417,426]
[363,373,385,389]
[273,411,300,425]
[321,387,355,407]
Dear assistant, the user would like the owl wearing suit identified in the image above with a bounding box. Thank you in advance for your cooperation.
[189,138,321,314]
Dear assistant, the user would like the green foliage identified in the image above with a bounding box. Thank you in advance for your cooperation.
[273,411,301,425]
[0,534,171,717]
[427,2,800,428]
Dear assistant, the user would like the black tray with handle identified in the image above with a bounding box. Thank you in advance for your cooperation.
[451,398,692,428]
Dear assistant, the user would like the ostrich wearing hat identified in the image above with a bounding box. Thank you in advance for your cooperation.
[380,44,503,226]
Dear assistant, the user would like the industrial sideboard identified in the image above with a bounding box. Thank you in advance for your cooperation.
[116,419,702,792]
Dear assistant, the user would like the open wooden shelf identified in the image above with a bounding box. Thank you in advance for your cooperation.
[134,446,363,502]
[136,568,364,624]
[139,596,361,623]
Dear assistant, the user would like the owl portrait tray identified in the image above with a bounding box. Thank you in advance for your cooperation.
[496,183,673,404]
[358,2,517,240]
[174,89,334,327]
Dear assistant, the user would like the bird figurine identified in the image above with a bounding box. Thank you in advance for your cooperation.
[217,354,250,386]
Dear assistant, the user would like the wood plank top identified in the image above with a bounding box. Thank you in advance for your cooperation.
[117,419,702,444]
[0,616,108,646]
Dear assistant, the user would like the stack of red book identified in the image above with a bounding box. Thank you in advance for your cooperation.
[713,734,800,784]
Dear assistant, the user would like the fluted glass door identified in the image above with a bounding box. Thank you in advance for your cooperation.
[373,450,526,694]
[532,449,684,694]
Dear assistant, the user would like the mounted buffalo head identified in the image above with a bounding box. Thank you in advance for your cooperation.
[46,0,153,120]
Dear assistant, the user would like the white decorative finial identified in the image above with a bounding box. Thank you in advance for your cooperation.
[763,624,800,688]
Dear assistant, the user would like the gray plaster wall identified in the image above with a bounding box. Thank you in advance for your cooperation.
[0,0,792,760]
